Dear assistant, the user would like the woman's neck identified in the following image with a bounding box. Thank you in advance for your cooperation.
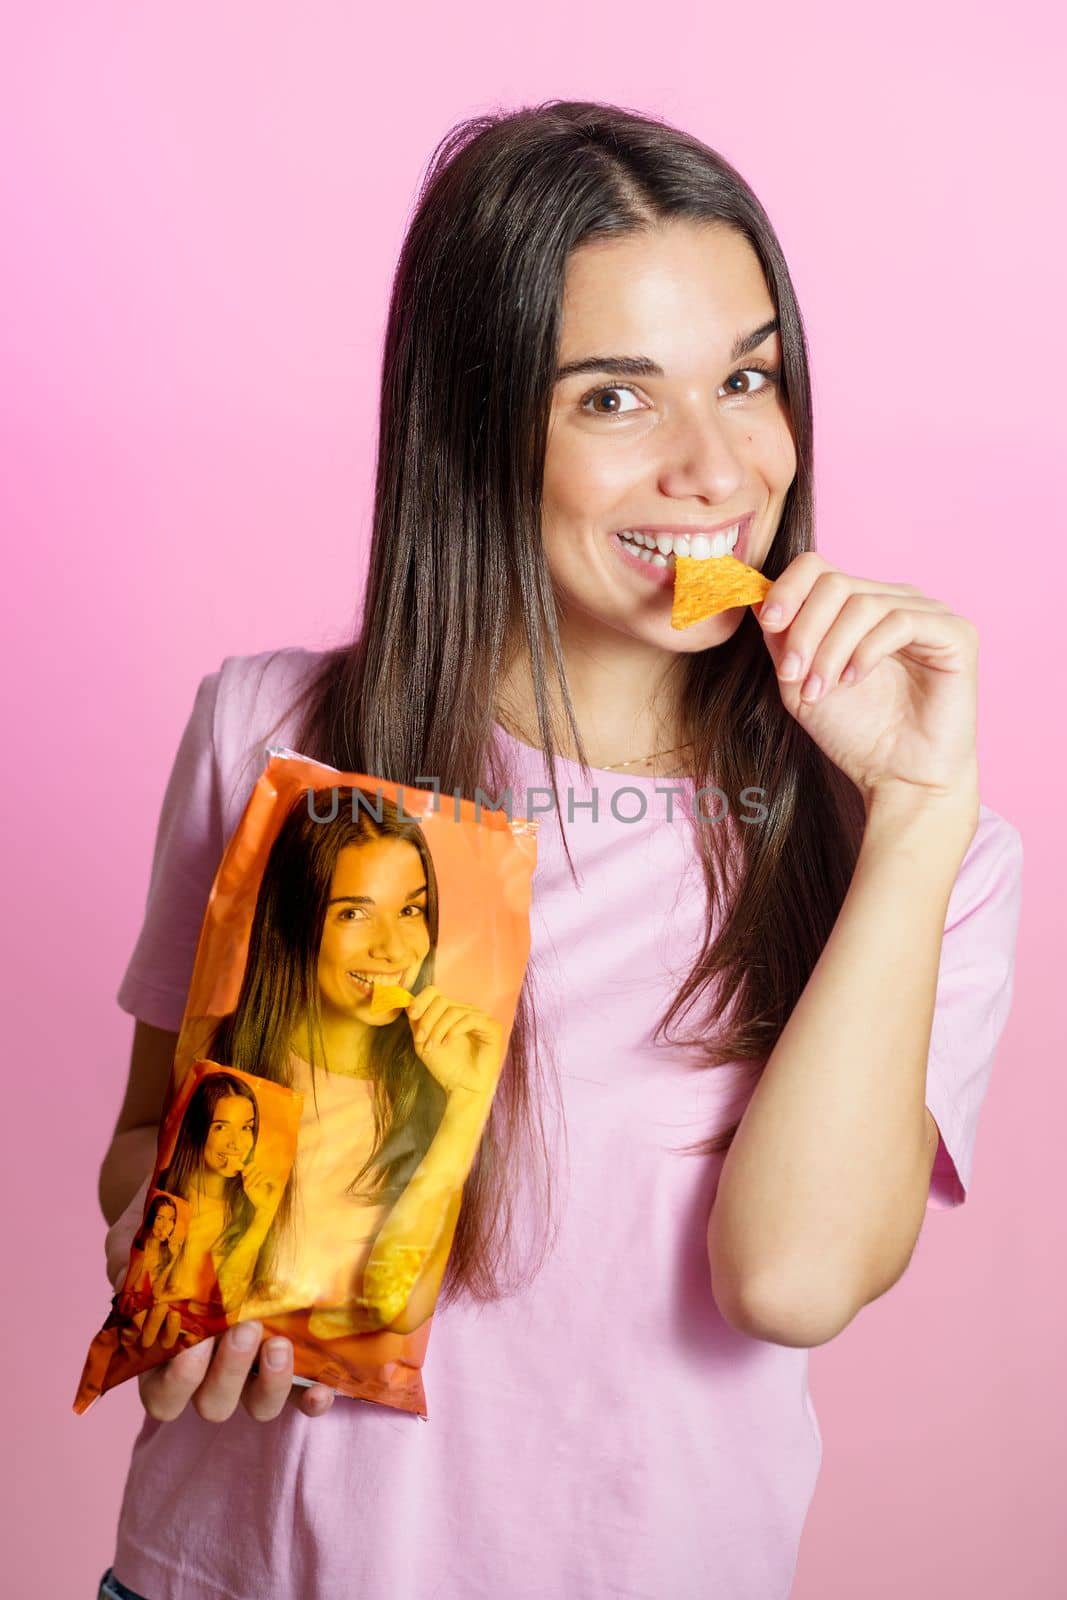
[291,1015,375,1078]
[496,619,687,769]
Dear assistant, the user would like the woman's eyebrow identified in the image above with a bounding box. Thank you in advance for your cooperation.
[328,884,428,906]
[555,317,779,381]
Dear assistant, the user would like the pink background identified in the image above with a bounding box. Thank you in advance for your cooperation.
[4,4,1062,1594]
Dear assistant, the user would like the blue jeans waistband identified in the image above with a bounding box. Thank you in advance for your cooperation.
[98,1568,149,1600]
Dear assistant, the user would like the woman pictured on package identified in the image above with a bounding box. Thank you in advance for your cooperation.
[115,1194,181,1350]
[190,785,506,1338]
[146,1072,278,1345]
[96,101,1023,1600]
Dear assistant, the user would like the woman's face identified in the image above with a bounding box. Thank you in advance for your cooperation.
[318,838,432,1024]
[542,220,797,655]
[151,1205,176,1241]
[202,1095,256,1177]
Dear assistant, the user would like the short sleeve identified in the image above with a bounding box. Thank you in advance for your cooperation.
[924,806,1024,1209]
[115,669,226,1033]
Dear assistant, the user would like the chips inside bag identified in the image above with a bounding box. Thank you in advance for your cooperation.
[74,748,539,1419]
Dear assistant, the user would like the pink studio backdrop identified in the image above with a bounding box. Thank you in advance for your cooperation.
[3,4,1062,1595]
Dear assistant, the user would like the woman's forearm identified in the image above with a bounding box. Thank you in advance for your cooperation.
[707,792,978,1346]
[357,1088,491,1325]
[379,1088,491,1238]
[214,1213,274,1307]
[98,1125,159,1226]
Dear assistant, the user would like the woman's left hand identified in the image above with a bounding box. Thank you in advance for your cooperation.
[405,986,506,1102]
[756,552,980,820]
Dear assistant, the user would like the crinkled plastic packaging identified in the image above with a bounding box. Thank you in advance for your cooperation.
[74,748,538,1419]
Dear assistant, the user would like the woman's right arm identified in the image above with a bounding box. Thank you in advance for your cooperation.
[100,1018,336,1422]
[99,1020,176,1225]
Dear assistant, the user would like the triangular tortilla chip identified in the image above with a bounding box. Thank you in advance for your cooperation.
[368,983,415,1013]
[671,554,771,629]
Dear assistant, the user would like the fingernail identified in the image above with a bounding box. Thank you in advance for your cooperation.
[801,673,823,703]
[780,651,802,681]
[230,1320,260,1351]
[264,1339,291,1371]
[761,603,783,627]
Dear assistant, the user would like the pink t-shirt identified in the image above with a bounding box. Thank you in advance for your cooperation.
[105,646,1023,1600]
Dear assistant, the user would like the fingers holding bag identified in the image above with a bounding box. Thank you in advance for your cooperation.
[136,1323,335,1424]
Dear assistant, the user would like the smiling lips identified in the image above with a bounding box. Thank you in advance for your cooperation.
[348,969,407,993]
[617,521,742,566]
[613,517,751,584]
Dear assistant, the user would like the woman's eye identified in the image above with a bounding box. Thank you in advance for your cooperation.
[402,904,425,917]
[720,366,778,397]
[581,368,779,416]
[339,907,366,921]
[579,384,644,416]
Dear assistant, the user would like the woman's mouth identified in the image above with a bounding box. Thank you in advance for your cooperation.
[348,969,407,997]
[611,517,752,587]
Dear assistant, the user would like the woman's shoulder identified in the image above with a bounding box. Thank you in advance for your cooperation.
[209,644,334,835]
[213,644,330,737]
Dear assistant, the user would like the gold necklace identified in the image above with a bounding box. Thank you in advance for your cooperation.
[600,741,693,771]
[499,712,692,772]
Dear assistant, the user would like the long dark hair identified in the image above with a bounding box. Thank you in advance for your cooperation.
[206,788,444,1291]
[258,100,867,1310]
[131,1193,178,1277]
[157,1071,261,1281]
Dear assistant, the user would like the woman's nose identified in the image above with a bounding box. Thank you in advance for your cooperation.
[367,923,409,961]
[656,403,745,504]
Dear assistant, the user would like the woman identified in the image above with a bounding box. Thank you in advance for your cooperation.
[147,1072,278,1343]
[115,1194,179,1349]
[97,101,1023,1600]
[200,785,505,1334]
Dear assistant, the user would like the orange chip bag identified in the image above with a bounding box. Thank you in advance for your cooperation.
[74,749,538,1420]
[671,553,772,628]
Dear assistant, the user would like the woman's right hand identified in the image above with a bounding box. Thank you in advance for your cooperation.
[404,986,506,1101]
[137,1321,336,1422]
[238,1159,283,1220]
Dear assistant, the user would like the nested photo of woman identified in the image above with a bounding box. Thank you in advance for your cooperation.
[148,1069,283,1344]
[198,784,507,1337]
[115,1193,184,1350]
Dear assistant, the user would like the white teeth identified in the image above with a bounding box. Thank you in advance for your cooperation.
[618,524,742,561]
